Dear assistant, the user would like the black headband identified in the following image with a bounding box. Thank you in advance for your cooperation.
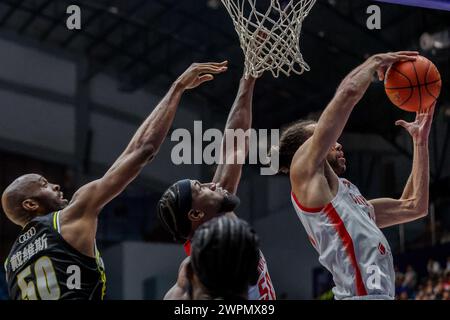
[175,179,193,216]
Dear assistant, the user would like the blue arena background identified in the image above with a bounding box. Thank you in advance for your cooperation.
[375,0,450,11]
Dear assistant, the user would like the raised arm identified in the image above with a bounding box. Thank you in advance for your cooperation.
[65,62,228,220]
[212,75,256,195]
[290,52,418,180]
[370,104,434,228]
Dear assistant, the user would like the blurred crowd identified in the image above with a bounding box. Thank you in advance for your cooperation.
[395,257,450,300]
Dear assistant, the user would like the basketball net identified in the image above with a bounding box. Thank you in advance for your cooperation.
[221,0,317,78]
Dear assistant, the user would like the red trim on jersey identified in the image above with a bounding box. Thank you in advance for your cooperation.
[184,240,191,256]
[324,203,368,296]
[291,191,325,213]
[308,235,317,248]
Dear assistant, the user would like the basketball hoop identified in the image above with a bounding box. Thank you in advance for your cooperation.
[221,0,317,78]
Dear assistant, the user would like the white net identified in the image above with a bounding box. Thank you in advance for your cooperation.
[221,0,316,78]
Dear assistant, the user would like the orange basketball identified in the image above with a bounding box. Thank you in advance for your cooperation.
[384,56,441,112]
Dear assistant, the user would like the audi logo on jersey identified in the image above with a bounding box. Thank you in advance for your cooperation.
[19,227,36,243]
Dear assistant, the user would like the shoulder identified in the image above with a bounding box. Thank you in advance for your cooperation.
[31,212,55,227]
[164,257,191,300]
[290,141,328,187]
[339,178,353,188]
[176,257,192,292]
[177,257,191,283]
[291,166,340,210]
[340,178,364,195]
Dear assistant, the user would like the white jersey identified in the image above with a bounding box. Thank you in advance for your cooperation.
[291,178,395,300]
[248,251,276,300]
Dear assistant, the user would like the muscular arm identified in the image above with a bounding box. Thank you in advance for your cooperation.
[164,257,191,300]
[291,53,417,180]
[212,76,256,195]
[290,58,378,184]
[68,82,183,214]
[63,62,228,221]
[290,52,418,207]
[370,106,434,228]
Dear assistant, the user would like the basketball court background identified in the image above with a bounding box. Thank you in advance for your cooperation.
[0,0,448,299]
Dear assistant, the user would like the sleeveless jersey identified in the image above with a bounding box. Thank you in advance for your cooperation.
[291,178,395,300]
[4,211,106,300]
[184,241,276,300]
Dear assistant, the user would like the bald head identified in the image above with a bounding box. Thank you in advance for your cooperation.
[1,174,67,226]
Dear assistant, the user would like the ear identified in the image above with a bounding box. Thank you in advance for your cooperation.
[22,199,39,212]
[188,209,205,222]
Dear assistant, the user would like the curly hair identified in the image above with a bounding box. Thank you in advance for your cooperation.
[278,119,316,173]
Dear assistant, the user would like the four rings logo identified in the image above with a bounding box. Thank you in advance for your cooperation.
[19,227,36,243]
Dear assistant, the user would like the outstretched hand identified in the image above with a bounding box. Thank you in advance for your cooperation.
[176,61,228,90]
[395,102,436,145]
[372,51,419,81]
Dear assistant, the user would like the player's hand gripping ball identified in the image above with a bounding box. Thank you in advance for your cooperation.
[384,55,441,112]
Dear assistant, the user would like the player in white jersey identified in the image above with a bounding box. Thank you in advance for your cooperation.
[277,51,435,300]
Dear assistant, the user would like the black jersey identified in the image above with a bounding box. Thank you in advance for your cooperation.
[4,211,106,300]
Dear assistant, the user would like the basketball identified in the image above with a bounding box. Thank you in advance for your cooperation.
[384,56,441,112]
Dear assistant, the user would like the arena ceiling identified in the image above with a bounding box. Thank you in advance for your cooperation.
[0,0,448,138]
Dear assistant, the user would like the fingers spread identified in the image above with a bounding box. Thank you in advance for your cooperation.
[427,103,436,117]
[418,101,437,116]
[197,65,228,74]
[394,54,418,61]
[196,61,228,68]
[395,120,408,127]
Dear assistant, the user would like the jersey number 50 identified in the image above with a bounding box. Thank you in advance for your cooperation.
[17,256,60,300]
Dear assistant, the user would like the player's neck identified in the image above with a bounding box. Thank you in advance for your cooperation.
[20,215,34,229]
[324,162,338,179]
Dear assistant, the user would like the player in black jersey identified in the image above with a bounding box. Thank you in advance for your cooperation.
[1,61,228,300]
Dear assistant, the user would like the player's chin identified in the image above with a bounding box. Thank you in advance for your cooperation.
[337,163,347,176]
[335,159,347,175]
[59,199,69,208]
[219,193,240,213]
